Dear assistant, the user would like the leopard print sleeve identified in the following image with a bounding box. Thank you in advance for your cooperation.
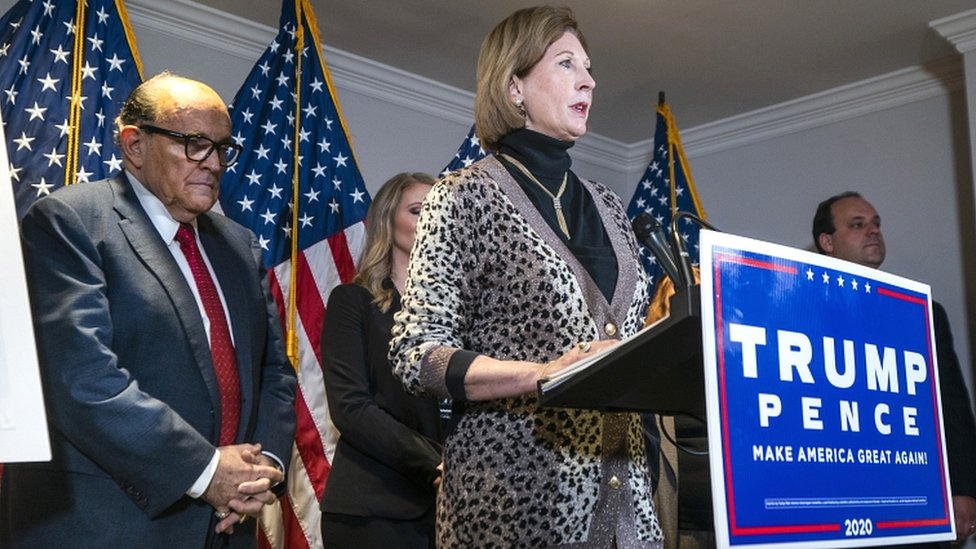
[390,167,487,398]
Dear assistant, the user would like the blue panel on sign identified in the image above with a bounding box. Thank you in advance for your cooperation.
[700,231,953,549]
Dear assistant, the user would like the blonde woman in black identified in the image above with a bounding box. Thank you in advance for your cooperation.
[320,173,442,548]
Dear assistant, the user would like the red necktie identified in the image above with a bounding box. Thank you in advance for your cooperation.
[175,223,241,446]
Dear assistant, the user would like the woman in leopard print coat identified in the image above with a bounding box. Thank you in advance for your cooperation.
[390,6,663,548]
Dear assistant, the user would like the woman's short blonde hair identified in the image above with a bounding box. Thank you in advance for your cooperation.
[475,6,587,152]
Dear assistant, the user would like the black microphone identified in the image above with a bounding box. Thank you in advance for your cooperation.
[632,212,685,291]
[670,211,720,288]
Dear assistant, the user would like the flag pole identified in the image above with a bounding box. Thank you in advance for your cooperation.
[65,0,87,187]
[661,95,679,220]
[666,105,706,221]
[285,0,305,366]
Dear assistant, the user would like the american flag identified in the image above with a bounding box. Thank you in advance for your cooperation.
[626,99,706,293]
[440,123,488,176]
[217,0,370,547]
[0,0,142,220]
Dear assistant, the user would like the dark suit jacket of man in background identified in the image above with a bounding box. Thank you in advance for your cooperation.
[931,301,976,504]
[0,74,296,548]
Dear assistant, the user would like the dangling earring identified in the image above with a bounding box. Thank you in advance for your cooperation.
[514,97,525,119]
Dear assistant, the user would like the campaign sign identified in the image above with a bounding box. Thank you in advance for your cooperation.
[0,108,50,463]
[700,230,953,549]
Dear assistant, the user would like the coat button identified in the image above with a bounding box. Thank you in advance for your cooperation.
[609,475,622,489]
[604,322,618,337]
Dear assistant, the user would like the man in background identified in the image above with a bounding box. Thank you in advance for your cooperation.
[1,73,296,548]
[814,191,976,547]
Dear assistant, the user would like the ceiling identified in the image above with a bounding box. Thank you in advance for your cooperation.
[153,2,976,143]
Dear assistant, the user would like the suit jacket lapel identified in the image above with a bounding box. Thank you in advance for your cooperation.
[585,182,640,324]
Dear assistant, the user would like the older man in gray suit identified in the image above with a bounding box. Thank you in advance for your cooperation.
[1,73,296,548]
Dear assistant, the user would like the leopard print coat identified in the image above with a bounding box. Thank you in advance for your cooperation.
[391,156,663,548]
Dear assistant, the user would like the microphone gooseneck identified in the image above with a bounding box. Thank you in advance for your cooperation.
[669,211,720,288]
[632,212,685,291]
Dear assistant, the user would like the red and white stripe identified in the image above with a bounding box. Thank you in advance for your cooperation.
[259,221,366,549]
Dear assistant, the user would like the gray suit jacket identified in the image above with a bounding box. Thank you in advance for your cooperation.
[1,174,296,548]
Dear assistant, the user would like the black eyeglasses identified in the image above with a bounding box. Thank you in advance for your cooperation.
[138,124,243,167]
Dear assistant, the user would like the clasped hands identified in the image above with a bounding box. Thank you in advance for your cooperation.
[202,443,284,534]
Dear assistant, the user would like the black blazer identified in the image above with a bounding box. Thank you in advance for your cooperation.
[320,282,443,519]
[933,301,976,499]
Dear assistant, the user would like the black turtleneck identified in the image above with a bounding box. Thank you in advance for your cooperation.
[497,129,618,302]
